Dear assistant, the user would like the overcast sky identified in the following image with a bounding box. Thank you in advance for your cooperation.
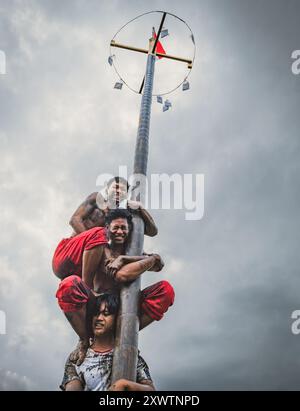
[1,0,300,390]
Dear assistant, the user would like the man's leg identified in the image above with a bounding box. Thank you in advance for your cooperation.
[139,313,153,330]
[82,245,104,289]
[139,280,175,330]
[53,227,107,281]
[65,306,88,340]
[56,275,96,364]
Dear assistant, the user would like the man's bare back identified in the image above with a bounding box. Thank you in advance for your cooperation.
[70,192,105,236]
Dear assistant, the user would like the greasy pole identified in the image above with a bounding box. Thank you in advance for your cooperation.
[111,40,156,382]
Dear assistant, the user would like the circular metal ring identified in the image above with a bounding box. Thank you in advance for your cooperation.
[109,10,196,96]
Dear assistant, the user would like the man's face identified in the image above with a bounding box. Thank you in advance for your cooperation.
[107,181,128,204]
[92,302,115,337]
[108,217,129,245]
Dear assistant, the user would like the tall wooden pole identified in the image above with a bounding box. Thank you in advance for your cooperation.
[110,11,192,383]
[111,40,156,383]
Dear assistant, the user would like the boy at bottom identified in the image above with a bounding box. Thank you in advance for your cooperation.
[61,292,155,391]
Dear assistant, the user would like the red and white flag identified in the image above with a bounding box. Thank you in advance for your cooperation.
[152,28,166,59]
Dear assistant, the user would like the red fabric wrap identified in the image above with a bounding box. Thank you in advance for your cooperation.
[52,227,107,278]
[56,276,175,321]
[56,275,91,312]
[141,280,175,321]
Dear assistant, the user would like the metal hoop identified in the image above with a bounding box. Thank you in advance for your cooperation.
[109,10,196,97]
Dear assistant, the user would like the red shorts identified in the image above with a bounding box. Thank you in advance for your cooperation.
[52,227,108,279]
[56,275,175,321]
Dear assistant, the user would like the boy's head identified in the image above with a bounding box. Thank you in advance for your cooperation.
[92,293,119,337]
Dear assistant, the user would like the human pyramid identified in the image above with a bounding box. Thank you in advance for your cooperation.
[52,177,175,391]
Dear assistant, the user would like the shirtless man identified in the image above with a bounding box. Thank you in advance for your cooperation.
[69,176,157,237]
[55,209,175,363]
[52,175,159,332]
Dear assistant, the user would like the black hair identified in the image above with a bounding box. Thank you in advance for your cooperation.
[107,176,130,190]
[104,208,133,227]
[94,293,120,316]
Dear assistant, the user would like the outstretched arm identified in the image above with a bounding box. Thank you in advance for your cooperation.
[128,200,158,237]
[69,192,98,234]
[113,255,157,283]
[106,254,164,279]
[139,207,158,237]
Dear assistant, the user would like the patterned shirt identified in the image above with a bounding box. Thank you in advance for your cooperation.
[60,348,153,391]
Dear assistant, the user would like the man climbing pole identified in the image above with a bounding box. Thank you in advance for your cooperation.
[51,175,163,365]
[53,209,174,364]
[68,176,157,237]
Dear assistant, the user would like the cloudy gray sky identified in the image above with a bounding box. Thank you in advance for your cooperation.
[1,0,300,390]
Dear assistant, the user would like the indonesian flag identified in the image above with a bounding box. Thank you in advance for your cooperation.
[152,27,166,59]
